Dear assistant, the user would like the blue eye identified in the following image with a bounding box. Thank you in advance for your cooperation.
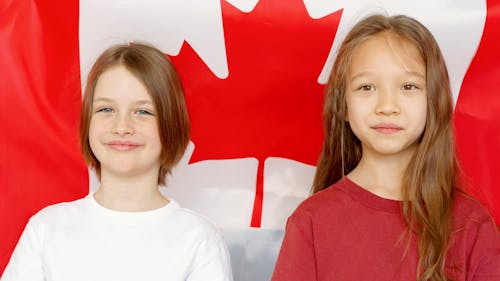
[96,107,113,113]
[136,109,154,115]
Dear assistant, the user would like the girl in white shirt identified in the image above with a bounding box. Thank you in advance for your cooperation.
[2,42,233,281]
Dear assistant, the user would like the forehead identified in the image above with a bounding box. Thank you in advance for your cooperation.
[349,32,425,77]
[93,65,153,103]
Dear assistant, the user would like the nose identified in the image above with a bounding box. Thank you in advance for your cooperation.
[375,89,400,115]
[111,114,134,135]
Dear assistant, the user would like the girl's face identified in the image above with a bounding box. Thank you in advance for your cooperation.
[345,33,427,159]
[89,65,162,179]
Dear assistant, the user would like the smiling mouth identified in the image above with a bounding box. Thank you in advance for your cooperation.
[372,125,402,134]
[106,142,142,151]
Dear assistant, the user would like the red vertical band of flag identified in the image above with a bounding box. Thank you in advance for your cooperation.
[454,0,500,225]
[0,0,88,274]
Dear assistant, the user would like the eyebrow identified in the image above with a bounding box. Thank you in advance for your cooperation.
[93,97,154,106]
[350,70,425,81]
[134,100,154,106]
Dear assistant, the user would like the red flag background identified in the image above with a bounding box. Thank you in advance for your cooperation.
[1,0,499,278]
[0,0,88,275]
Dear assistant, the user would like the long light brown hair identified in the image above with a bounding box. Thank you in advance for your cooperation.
[313,14,458,281]
[79,42,190,186]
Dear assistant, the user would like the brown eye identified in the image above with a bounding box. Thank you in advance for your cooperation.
[359,85,374,91]
[402,84,417,91]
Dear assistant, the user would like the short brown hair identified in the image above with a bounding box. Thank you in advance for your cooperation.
[79,42,190,186]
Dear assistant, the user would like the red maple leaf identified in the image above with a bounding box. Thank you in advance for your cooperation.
[170,0,341,227]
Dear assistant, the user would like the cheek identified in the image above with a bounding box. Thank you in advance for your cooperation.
[149,127,162,159]
[346,98,368,126]
[143,122,160,138]
[416,108,427,135]
[406,98,427,134]
[344,105,365,141]
[416,95,428,121]
[143,123,162,153]
[88,118,102,149]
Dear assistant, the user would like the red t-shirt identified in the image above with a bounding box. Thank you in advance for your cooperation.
[272,177,500,281]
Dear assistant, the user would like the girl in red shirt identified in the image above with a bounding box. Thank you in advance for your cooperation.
[272,14,500,281]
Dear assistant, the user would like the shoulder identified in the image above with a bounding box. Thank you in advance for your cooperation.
[170,202,225,241]
[452,192,497,228]
[450,192,499,254]
[29,196,89,226]
[19,196,90,243]
[289,180,353,224]
[449,192,500,277]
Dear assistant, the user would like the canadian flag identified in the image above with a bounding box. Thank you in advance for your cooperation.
[1,0,499,279]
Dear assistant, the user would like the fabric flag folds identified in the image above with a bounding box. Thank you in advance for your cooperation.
[1,0,499,278]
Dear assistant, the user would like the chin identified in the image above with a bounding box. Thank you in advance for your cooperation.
[372,144,417,157]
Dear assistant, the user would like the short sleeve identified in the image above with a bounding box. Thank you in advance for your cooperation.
[271,213,317,281]
[1,218,45,281]
[187,231,233,281]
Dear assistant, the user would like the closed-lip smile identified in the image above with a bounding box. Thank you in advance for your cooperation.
[371,123,403,134]
[106,140,142,151]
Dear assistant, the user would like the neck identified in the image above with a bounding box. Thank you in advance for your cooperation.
[94,170,168,212]
[348,147,415,200]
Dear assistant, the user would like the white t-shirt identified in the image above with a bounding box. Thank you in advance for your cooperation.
[1,194,233,281]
